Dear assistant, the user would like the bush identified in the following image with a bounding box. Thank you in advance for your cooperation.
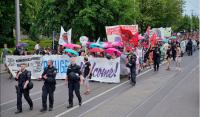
[0,36,15,48]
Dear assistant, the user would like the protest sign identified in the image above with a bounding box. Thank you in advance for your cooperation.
[6,55,121,83]
[6,55,43,79]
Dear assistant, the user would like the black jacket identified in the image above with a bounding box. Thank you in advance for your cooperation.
[42,66,57,85]
[67,64,82,82]
[15,70,31,91]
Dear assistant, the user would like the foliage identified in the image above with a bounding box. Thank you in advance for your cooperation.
[1,0,199,48]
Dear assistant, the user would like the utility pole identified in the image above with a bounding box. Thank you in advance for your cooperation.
[133,0,136,24]
[190,10,193,32]
[15,0,20,45]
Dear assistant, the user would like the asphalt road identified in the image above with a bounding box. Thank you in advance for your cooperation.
[0,51,199,117]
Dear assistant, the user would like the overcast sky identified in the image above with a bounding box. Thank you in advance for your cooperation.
[183,0,199,16]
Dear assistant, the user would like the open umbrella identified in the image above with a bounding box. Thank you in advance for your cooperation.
[89,48,104,53]
[162,38,169,43]
[105,48,122,56]
[90,43,103,48]
[112,42,123,47]
[16,43,28,47]
[101,42,113,48]
[64,49,79,56]
[171,36,177,39]
[63,44,81,49]
[139,34,144,40]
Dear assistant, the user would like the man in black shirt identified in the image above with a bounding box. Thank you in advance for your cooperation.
[15,63,33,114]
[65,57,83,108]
[166,46,172,70]
[83,57,92,95]
[127,53,137,86]
[152,45,161,71]
[40,60,57,112]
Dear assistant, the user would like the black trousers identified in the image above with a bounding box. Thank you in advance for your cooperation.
[68,82,82,105]
[188,49,193,56]
[154,61,159,71]
[42,85,55,109]
[17,87,33,111]
[130,70,136,84]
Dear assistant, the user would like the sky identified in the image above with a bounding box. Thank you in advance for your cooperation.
[183,0,199,16]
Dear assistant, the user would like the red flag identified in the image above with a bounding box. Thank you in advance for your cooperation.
[130,32,139,47]
[146,26,150,37]
[120,27,134,42]
[150,33,157,47]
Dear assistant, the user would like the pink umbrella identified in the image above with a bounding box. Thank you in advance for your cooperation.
[102,42,113,48]
[139,34,144,40]
[86,42,93,48]
[63,44,81,49]
[105,48,122,56]
[112,42,123,47]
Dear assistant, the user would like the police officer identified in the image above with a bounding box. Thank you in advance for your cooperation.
[65,57,83,108]
[152,44,161,71]
[15,63,33,114]
[40,60,57,112]
[126,53,137,86]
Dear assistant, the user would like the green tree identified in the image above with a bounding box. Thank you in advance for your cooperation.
[0,0,15,48]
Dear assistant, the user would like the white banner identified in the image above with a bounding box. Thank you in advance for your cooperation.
[105,25,138,42]
[59,26,72,45]
[6,55,120,83]
[5,55,43,79]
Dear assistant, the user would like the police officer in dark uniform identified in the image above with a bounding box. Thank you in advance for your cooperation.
[65,57,83,108]
[126,53,137,86]
[152,45,161,71]
[40,60,57,112]
[15,63,33,114]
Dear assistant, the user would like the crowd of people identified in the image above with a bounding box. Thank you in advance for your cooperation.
[0,31,199,114]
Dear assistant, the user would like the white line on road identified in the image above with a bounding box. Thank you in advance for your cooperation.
[55,62,167,117]
[125,65,199,117]
[0,83,65,106]
[143,66,199,117]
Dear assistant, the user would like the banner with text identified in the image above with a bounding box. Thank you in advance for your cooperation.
[105,25,138,42]
[6,55,120,83]
[5,55,43,79]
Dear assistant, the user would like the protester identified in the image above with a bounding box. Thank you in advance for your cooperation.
[1,44,11,70]
[176,44,182,71]
[65,57,83,108]
[126,53,137,86]
[166,45,172,71]
[152,44,161,71]
[15,63,33,114]
[171,43,176,61]
[40,60,57,112]
[83,57,92,95]
[34,42,40,54]
[13,47,20,55]
[186,39,193,56]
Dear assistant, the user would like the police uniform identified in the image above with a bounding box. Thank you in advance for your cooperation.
[152,47,161,71]
[67,64,82,107]
[127,54,137,86]
[15,70,33,112]
[41,66,57,111]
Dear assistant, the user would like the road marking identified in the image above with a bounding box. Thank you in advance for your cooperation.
[0,61,167,115]
[0,83,65,106]
[125,65,198,117]
[0,89,63,113]
[78,85,131,117]
[143,66,199,117]
[55,62,167,117]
